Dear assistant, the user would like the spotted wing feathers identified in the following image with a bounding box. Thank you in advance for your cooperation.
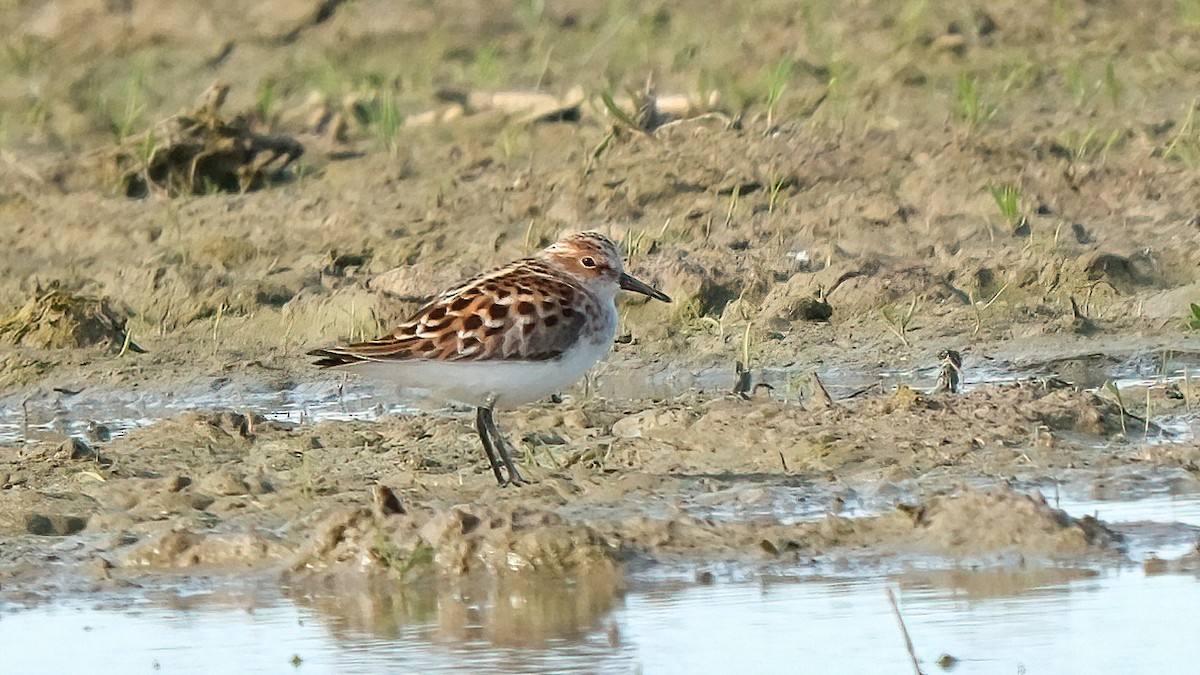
[309,260,591,366]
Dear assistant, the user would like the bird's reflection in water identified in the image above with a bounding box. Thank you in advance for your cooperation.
[284,566,626,649]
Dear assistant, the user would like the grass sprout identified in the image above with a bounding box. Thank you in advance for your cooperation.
[1188,302,1200,330]
[988,183,1024,230]
[1103,380,1128,435]
[5,35,45,76]
[599,87,642,132]
[725,184,741,226]
[365,86,402,156]
[1180,0,1200,27]
[768,174,790,213]
[968,281,1011,335]
[1103,61,1122,108]
[881,295,921,346]
[733,321,754,396]
[763,56,794,127]
[470,44,503,87]
[1057,127,1126,162]
[624,229,648,266]
[1163,98,1200,165]
[256,77,279,126]
[956,72,998,129]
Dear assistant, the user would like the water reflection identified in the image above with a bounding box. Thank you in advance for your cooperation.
[895,566,1100,600]
[621,569,1200,674]
[3,565,1199,674]
[285,568,624,649]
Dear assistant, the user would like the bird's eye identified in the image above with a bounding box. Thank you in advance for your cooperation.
[581,256,596,268]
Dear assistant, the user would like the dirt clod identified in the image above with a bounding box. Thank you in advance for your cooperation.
[900,488,1120,555]
[0,289,137,352]
[112,83,303,198]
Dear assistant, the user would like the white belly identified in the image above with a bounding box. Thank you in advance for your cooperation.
[339,315,616,409]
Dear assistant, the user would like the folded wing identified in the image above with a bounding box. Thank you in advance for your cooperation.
[310,261,590,366]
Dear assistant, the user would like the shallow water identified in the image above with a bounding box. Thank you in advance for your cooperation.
[2,349,1198,673]
[0,378,416,445]
[1,349,1197,446]
[1052,492,1200,560]
[3,566,1198,674]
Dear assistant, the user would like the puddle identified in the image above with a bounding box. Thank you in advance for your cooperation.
[1052,494,1200,560]
[0,348,1196,446]
[625,570,1200,674]
[2,566,1198,673]
[557,476,1200,564]
[1056,494,1200,529]
[874,349,1200,396]
[0,379,417,445]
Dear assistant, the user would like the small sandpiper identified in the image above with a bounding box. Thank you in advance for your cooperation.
[310,232,671,486]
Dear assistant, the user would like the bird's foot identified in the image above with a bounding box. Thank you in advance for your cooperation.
[501,471,531,488]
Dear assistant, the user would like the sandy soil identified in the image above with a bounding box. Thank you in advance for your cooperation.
[1,0,1199,601]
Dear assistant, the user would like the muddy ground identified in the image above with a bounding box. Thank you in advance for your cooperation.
[1,0,1200,609]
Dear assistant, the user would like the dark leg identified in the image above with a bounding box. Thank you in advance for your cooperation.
[479,407,529,487]
[474,407,506,486]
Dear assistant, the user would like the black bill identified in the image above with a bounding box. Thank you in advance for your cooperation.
[619,272,672,303]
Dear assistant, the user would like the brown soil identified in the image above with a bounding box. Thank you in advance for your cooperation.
[1,0,1200,601]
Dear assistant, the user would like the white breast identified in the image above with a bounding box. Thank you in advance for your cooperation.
[342,298,618,409]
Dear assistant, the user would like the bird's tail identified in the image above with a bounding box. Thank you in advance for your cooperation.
[307,348,366,369]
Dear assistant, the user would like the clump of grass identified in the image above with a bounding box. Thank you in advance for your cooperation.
[4,35,46,76]
[1057,127,1126,163]
[768,173,791,213]
[297,449,316,497]
[517,0,547,25]
[110,78,147,142]
[1179,0,1200,27]
[134,130,159,168]
[1103,380,1128,435]
[496,122,529,165]
[968,281,1012,335]
[955,72,998,129]
[762,56,794,127]
[469,44,503,88]
[23,99,49,137]
[673,298,721,336]
[988,183,1025,232]
[94,59,154,142]
[256,77,279,127]
[1103,61,1122,108]
[881,295,921,346]
[724,184,741,226]
[1063,63,1088,106]
[733,321,755,397]
[1143,385,1154,437]
[895,0,934,43]
[338,296,384,344]
[370,86,403,156]
[623,228,648,266]
[599,86,642,132]
[1184,365,1194,412]
[1163,98,1200,165]
[1187,302,1200,330]
[210,302,227,355]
